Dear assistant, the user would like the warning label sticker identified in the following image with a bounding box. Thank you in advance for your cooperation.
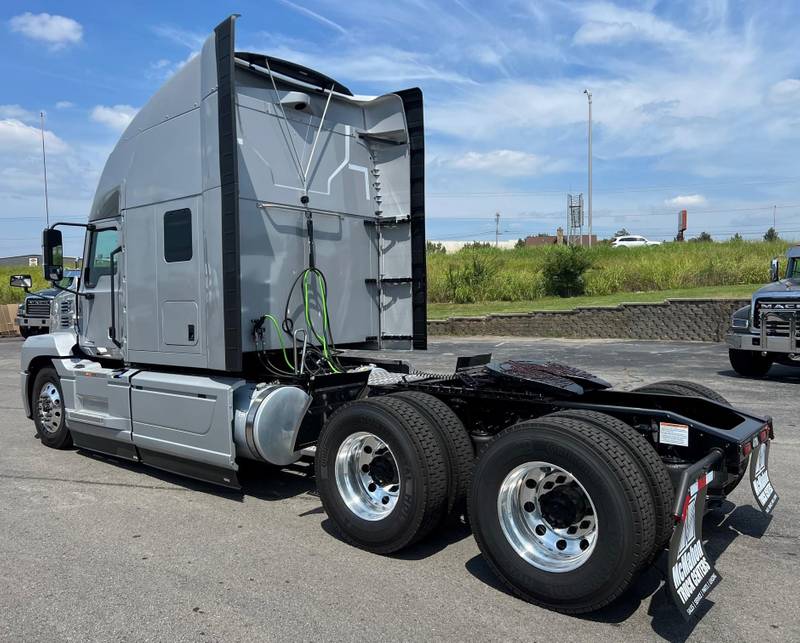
[659,422,689,447]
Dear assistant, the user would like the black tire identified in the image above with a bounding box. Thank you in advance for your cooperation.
[19,326,33,338]
[315,397,448,554]
[634,380,746,494]
[391,391,473,519]
[31,367,72,449]
[469,416,655,614]
[634,380,729,405]
[548,409,673,554]
[729,349,773,378]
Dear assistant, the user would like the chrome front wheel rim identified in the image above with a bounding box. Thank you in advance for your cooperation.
[497,461,598,572]
[37,382,63,434]
[335,431,400,521]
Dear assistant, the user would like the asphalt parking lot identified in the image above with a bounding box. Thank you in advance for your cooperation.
[1,336,798,642]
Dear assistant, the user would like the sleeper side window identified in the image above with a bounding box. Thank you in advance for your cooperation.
[164,208,193,263]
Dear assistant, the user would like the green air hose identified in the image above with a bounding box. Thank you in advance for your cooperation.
[302,269,340,373]
[262,313,295,371]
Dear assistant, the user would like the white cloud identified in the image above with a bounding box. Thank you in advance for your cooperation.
[572,3,687,46]
[769,79,800,104]
[445,150,551,177]
[0,105,36,122]
[151,25,205,50]
[9,12,83,50]
[55,101,74,109]
[90,105,138,131]
[251,35,475,85]
[278,0,348,35]
[0,119,67,156]
[665,194,707,207]
[148,51,198,81]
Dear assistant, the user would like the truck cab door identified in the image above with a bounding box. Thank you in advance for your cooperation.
[78,220,123,359]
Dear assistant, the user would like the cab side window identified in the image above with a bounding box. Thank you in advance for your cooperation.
[86,229,119,287]
[789,260,800,279]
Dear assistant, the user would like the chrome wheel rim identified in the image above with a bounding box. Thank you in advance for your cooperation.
[497,461,598,572]
[37,382,63,434]
[335,431,400,521]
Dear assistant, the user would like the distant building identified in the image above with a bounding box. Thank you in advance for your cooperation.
[524,232,596,247]
[0,254,81,268]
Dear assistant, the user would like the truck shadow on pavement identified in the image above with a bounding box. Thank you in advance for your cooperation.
[465,500,773,642]
[717,366,800,382]
[77,449,318,503]
[319,515,474,559]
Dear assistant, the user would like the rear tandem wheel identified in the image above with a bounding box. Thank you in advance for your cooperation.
[314,396,449,554]
[469,415,656,614]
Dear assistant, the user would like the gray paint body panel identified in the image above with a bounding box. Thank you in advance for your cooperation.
[82,21,417,369]
[129,371,245,470]
[19,331,78,417]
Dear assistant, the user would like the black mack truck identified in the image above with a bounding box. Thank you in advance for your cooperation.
[728,245,800,377]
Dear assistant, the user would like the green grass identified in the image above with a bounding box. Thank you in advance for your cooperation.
[427,284,759,319]
[0,266,51,305]
[427,239,788,304]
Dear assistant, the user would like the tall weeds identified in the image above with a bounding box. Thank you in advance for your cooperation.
[426,240,788,303]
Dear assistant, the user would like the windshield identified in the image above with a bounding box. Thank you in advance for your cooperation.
[788,258,800,280]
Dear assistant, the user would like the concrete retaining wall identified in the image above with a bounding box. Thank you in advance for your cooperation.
[428,298,749,342]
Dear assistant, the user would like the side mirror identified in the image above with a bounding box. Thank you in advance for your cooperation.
[9,274,32,289]
[42,228,64,282]
[769,258,780,282]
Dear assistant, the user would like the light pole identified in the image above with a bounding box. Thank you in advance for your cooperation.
[583,89,592,247]
[40,111,50,228]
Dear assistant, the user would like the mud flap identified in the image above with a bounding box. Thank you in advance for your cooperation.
[668,469,722,620]
[750,440,779,514]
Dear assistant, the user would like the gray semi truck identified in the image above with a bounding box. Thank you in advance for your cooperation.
[12,16,778,619]
[727,245,800,376]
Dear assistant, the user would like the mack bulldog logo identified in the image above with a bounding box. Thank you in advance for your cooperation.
[750,441,779,514]
[668,471,721,620]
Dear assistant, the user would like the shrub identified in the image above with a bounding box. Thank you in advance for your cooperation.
[541,246,592,297]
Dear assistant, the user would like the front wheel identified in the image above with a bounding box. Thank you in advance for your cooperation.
[32,367,72,449]
[470,416,655,614]
[729,348,773,377]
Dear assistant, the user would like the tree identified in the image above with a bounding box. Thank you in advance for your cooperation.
[693,231,713,242]
[426,241,446,254]
[515,238,526,248]
[731,232,744,242]
[764,227,780,242]
[614,228,630,238]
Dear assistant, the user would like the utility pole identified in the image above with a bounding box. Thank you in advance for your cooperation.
[495,212,500,247]
[583,89,592,247]
[40,111,50,228]
[773,204,777,231]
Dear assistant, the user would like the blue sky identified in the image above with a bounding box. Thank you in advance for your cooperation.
[2,1,800,257]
